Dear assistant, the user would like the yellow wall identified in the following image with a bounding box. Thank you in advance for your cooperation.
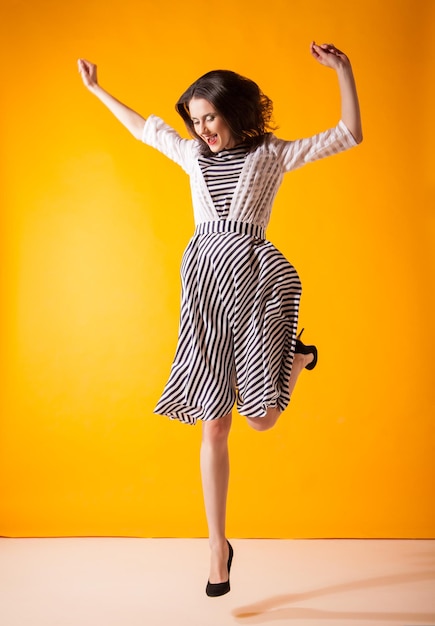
[1,0,434,538]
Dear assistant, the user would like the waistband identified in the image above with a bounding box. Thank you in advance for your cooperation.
[194,220,265,240]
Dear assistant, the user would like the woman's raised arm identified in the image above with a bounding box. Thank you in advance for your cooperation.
[77,59,146,140]
[310,42,363,144]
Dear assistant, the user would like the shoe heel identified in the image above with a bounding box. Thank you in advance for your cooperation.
[295,328,318,371]
[206,541,233,598]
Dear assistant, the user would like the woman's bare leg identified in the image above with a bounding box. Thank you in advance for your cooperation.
[200,412,232,583]
[200,351,313,579]
[246,351,314,431]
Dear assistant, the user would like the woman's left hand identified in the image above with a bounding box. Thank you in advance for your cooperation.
[310,42,350,70]
[310,41,362,143]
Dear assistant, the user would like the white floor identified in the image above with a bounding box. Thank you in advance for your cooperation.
[1,539,434,626]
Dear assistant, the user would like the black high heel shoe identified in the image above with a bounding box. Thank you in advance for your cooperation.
[295,328,318,371]
[206,541,233,597]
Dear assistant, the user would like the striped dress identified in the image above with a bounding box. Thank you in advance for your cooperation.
[142,116,357,424]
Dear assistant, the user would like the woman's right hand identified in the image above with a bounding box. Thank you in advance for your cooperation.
[76,58,146,139]
[77,59,98,90]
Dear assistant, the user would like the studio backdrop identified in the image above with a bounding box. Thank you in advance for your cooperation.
[1,0,434,538]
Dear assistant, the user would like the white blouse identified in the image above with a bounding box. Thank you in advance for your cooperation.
[141,115,357,229]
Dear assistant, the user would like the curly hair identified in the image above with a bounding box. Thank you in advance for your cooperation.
[175,70,275,155]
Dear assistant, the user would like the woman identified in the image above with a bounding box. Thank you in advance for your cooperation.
[78,42,362,597]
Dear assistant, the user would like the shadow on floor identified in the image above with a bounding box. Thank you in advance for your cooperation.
[232,569,435,623]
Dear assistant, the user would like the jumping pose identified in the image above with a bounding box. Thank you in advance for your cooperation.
[78,42,362,597]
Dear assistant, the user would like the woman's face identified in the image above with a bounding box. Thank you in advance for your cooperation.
[189,97,236,152]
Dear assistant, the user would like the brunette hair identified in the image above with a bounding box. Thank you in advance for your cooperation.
[175,70,275,155]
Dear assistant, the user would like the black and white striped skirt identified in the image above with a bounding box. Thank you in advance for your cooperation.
[154,220,302,425]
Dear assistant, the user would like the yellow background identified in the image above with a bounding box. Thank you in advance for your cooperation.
[1,0,434,538]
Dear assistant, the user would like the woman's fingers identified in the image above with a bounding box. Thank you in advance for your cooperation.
[311,42,348,68]
[77,59,98,87]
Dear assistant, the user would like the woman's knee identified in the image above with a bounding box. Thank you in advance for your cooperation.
[201,412,232,444]
[246,407,281,432]
[246,417,273,432]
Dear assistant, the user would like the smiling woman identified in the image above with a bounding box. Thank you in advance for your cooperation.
[176,69,275,154]
[188,99,236,152]
[77,44,361,597]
